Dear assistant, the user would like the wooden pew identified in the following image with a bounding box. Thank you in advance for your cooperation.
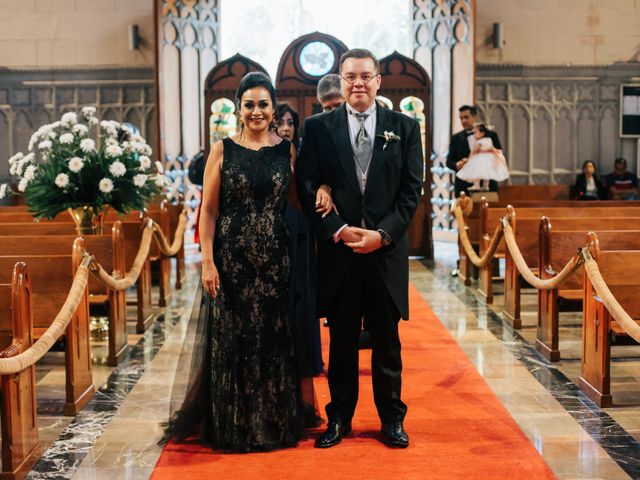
[579,234,640,407]
[0,220,154,337]
[0,225,128,366]
[0,262,40,480]
[478,204,640,303]
[0,207,174,318]
[0,239,94,416]
[502,211,640,326]
[456,194,640,286]
[537,220,640,361]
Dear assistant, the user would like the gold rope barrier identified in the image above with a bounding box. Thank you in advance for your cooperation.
[89,220,154,290]
[501,218,584,290]
[0,209,187,373]
[152,210,187,257]
[452,201,504,268]
[582,250,640,343]
[0,256,91,375]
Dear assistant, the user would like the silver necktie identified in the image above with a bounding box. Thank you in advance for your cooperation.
[353,112,372,174]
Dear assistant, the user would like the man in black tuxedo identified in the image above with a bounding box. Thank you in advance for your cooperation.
[446,104,503,197]
[297,49,423,449]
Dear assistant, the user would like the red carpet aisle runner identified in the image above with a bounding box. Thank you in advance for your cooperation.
[151,284,556,480]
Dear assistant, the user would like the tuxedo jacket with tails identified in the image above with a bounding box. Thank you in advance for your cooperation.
[296,104,423,320]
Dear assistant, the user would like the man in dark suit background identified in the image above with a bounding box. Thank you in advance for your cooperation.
[446,104,503,197]
[297,49,423,449]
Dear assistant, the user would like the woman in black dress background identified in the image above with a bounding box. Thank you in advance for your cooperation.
[276,102,324,426]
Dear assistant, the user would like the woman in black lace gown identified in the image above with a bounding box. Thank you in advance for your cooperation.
[161,73,332,453]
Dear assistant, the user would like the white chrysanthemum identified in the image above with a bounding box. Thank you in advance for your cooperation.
[155,161,164,174]
[18,178,28,192]
[154,175,167,187]
[23,153,34,163]
[0,184,7,199]
[133,174,147,187]
[120,124,131,133]
[23,165,37,181]
[61,112,78,126]
[105,144,123,158]
[99,178,113,193]
[105,137,118,147]
[48,130,57,139]
[15,157,31,176]
[68,156,84,173]
[8,152,23,165]
[55,173,69,188]
[139,155,151,170]
[88,116,99,126]
[72,124,88,136]
[109,161,126,177]
[38,140,52,150]
[80,138,96,153]
[81,106,96,117]
[59,132,74,144]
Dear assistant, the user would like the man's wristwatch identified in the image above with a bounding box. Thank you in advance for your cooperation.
[377,229,392,247]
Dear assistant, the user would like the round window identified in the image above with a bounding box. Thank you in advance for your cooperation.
[299,41,335,77]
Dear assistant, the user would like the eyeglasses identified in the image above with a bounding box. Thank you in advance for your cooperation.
[341,73,379,85]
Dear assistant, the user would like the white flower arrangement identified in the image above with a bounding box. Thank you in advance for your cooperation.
[1,109,169,219]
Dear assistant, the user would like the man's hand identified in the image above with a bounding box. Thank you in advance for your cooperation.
[456,157,468,170]
[338,226,363,244]
[345,227,383,254]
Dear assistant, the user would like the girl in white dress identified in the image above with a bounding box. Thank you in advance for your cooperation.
[456,123,509,190]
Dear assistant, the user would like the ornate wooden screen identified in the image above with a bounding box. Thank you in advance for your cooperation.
[202,54,269,160]
[275,32,348,119]
[378,52,433,259]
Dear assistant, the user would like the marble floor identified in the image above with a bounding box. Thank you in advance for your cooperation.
[14,242,640,479]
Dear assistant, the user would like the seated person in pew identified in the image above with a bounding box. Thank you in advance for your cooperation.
[574,160,606,200]
[605,157,638,200]
[456,123,509,191]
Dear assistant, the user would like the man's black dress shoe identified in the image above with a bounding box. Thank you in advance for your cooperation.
[314,421,351,448]
[381,421,409,448]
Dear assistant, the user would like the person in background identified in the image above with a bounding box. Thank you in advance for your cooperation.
[574,160,606,200]
[446,105,503,277]
[317,73,344,112]
[275,102,325,428]
[605,157,639,200]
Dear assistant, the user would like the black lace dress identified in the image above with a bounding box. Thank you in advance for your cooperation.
[161,137,300,452]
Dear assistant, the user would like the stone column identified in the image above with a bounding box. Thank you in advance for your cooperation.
[156,0,220,229]
[412,0,475,234]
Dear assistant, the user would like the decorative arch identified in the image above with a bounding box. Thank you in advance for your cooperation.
[275,32,348,119]
[202,53,269,159]
[378,51,433,258]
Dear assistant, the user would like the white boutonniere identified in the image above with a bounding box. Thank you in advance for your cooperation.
[377,131,401,150]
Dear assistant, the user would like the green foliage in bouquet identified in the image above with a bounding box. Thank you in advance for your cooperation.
[3,107,169,220]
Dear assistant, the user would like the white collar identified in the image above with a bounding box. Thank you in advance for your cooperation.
[346,102,377,117]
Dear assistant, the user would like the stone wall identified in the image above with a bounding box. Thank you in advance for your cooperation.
[476,0,640,65]
[0,0,154,68]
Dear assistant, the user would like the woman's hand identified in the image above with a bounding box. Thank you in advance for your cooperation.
[315,185,339,218]
[202,261,221,297]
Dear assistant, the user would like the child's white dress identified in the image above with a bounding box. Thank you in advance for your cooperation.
[456,137,509,182]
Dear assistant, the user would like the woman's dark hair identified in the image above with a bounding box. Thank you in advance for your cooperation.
[582,160,597,174]
[234,71,277,113]
[275,103,300,140]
